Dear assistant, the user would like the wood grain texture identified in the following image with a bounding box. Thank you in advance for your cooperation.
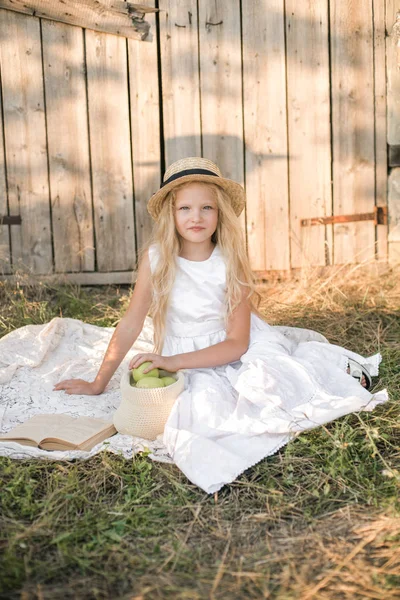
[373,0,388,261]
[128,0,161,253]
[242,0,290,271]
[386,2,400,145]
[159,0,201,165]
[0,0,155,40]
[386,2,400,262]
[0,9,53,274]
[85,30,135,271]
[286,0,332,268]
[331,0,376,264]
[198,0,245,233]
[0,60,11,274]
[0,2,392,280]
[387,168,400,262]
[42,20,94,273]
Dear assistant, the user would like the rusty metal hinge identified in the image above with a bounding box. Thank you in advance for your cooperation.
[0,215,22,225]
[301,206,387,227]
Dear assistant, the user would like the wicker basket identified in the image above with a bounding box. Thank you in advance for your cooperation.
[113,370,185,440]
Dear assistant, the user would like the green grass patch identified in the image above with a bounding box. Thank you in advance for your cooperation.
[0,266,399,599]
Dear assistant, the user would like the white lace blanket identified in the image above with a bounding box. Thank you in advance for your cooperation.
[0,317,173,464]
[0,317,383,466]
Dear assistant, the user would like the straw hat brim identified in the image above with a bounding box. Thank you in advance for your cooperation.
[147,174,246,221]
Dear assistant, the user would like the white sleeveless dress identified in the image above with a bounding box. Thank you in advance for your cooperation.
[148,243,388,494]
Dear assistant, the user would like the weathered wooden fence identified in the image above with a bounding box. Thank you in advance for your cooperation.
[0,0,398,284]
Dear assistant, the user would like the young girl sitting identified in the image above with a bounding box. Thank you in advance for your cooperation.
[54,157,388,494]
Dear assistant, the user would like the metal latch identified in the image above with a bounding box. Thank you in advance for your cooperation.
[301,206,387,227]
[0,216,22,225]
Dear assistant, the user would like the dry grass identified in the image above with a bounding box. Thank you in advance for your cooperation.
[0,260,399,599]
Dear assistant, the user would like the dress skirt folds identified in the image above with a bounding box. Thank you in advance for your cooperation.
[151,244,387,494]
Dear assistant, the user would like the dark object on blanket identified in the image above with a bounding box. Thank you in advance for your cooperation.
[348,359,372,390]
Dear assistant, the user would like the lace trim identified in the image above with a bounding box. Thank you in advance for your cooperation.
[206,434,293,495]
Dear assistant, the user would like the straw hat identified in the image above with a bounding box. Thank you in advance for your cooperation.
[147,157,246,221]
[113,370,185,440]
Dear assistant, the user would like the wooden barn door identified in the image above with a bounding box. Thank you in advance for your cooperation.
[0,4,160,283]
[243,0,389,274]
[0,0,395,283]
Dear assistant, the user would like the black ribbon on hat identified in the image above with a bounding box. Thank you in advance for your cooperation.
[161,168,220,188]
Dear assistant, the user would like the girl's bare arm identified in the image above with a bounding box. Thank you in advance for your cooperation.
[53,250,153,395]
[92,251,153,391]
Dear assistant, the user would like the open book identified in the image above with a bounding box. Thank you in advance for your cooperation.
[0,414,116,451]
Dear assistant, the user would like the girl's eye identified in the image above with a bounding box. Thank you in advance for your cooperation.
[178,206,214,210]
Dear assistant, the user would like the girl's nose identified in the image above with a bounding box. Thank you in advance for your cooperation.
[191,211,203,222]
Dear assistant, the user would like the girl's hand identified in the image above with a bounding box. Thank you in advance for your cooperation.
[128,353,180,373]
[53,379,104,395]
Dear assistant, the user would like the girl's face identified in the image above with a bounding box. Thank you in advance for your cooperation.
[174,183,218,244]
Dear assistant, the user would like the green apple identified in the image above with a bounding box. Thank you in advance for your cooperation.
[158,369,176,378]
[161,376,176,387]
[131,361,159,382]
[136,377,165,389]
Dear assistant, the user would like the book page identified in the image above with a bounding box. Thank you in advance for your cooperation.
[41,423,116,450]
[41,417,116,450]
[0,414,115,449]
[0,414,68,446]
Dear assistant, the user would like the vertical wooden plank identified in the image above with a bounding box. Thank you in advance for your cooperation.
[387,169,400,261]
[386,2,400,262]
[198,0,245,233]
[42,20,94,273]
[242,0,289,271]
[386,4,400,145]
[331,0,376,264]
[286,0,332,268]
[0,61,11,273]
[85,30,135,272]
[0,9,52,274]
[159,0,201,165]
[373,0,388,261]
[128,0,161,252]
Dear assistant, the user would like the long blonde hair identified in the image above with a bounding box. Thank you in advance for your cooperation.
[138,181,261,353]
